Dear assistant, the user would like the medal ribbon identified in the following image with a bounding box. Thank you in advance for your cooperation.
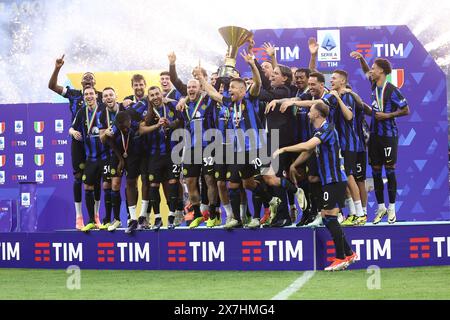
[85,104,98,134]
[375,81,388,112]
[185,95,204,121]
[121,131,130,155]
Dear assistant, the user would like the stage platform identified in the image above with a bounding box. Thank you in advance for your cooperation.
[0,222,449,271]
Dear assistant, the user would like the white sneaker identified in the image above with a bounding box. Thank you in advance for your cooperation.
[387,208,396,224]
[295,188,307,211]
[226,215,233,224]
[107,220,122,231]
[373,207,387,224]
[337,211,344,224]
[306,214,323,227]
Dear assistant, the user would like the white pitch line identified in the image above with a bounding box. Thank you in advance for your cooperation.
[271,271,316,300]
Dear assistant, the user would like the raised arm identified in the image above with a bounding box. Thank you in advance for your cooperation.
[195,67,223,104]
[48,54,66,95]
[350,51,371,79]
[168,52,187,96]
[262,42,278,70]
[308,38,319,73]
[241,50,261,97]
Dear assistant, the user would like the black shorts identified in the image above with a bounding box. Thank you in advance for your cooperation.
[148,154,181,183]
[214,144,229,181]
[355,151,367,182]
[182,148,215,178]
[83,159,105,186]
[102,156,112,183]
[306,156,319,177]
[343,151,357,176]
[229,151,262,183]
[368,135,398,167]
[322,182,347,211]
[273,152,296,178]
[139,153,149,177]
[71,138,86,175]
[110,153,141,180]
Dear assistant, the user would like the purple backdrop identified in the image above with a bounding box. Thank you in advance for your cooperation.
[0,25,448,232]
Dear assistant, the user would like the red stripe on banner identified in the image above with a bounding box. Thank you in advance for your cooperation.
[242,241,261,247]
[168,250,176,255]
[44,257,50,262]
[179,257,187,262]
[242,249,250,254]
[422,253,430,259]
[326,241,334,246]
[410,238,429,243]
[327,249,335,254]
[107,257,114,262]
[168,242,186,247]
[168,257,176,262]
[107,250,114,255]
[35,243,50,248]
[98,242,114,248]
[421,245,430,251]
[356,44,372,48]
[409,246,418,251]
[253,249,262,254]
[34,250,41,255]
[35,257,41,262]
[43,250,50,255]
[253,257,262,262]
[178,249,186,255]
[242,257,251,262]
[410,253,419,259]
[97,250,105,255]
[98,257,105,262]
[327,257,334,262]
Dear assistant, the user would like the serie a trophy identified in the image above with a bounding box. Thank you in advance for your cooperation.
[217,26,253,79]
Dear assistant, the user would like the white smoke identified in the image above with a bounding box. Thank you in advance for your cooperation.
[0,0,449,104]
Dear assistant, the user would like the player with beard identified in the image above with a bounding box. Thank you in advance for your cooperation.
[69,87,107,232]
[197,51,283,230]
[138,86,182,230]
[176,79,219,229]
[98,87,123,230]
[123,74,147,108]
[274,101,358,271]
[48,54,103,230]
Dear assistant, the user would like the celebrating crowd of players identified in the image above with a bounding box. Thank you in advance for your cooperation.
[48,37,409,271]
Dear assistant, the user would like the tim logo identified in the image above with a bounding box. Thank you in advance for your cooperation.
[34,242,83,262]
[409,237,431,259]
[35,170,44,183]
[14,121,23,134]
[96,242,150,263]
[55,153,64,166]
[0,242,20,261]
[0,122,5,134]
[167,242,187,262]
[355,43,409,59]
[12,175,28,181]
[35,136,44,149]
[0,137,4,150]
[242,241,263,262]
[317,29,341,62]
[166,241,224,263]
[0,171,5,184]
[52,139,68,146]
[253,46,300,62]
[325,240,336,262]
[242,240,303,262]
[52,173,68,181]
[15,153,23,167]
[55,120,64,133]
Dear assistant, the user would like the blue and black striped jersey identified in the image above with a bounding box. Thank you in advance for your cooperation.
[62,87,103,122]
[370,81,408,137]
[71,106,107,161]
[313,121,347,186]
